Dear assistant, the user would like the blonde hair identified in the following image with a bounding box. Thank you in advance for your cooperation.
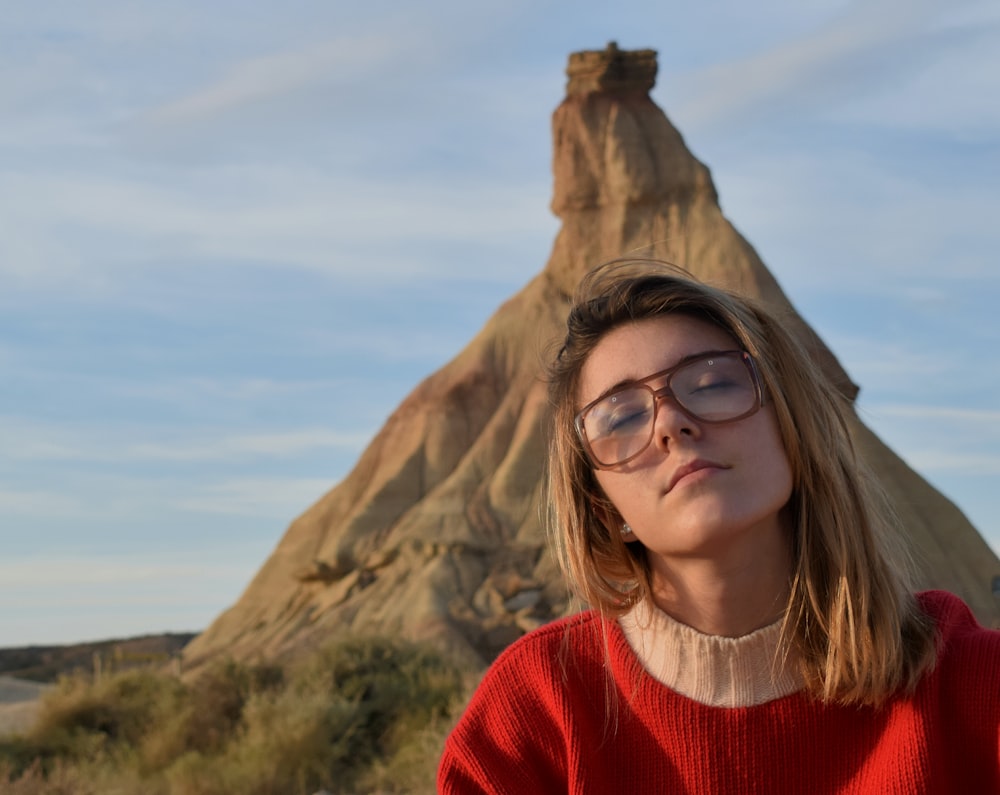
[546,259,936,706]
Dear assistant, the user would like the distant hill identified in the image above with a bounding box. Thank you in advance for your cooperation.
[0,632,196,683]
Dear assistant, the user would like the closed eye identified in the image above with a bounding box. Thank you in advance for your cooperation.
[590,391,652,436]
[605,406,650,433]
[689,377,740,394]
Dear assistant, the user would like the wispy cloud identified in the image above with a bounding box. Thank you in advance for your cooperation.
[708,145,1000,292]
[814,337,953,393]
[672,0,941,130]
[900,450,1000,475]
[0,557,251,589]
[177,477,334,518]
[870,404,1000,424]
[834,15,1000,137]
[0,488,85,518]
[106,376,342,405]
[2,419,368,464]
[0,473,334,524]
[0,167,553,287]
[137,32,418,130]
[128,431,369,462]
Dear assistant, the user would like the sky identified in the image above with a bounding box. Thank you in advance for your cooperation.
[1,0,998,647]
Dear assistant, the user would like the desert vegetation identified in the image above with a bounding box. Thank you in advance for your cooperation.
[0,635,466,794]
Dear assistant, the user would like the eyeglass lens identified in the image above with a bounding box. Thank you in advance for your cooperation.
[581,352,758,467]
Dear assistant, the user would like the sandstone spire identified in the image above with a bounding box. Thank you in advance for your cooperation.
[182,45,999,670]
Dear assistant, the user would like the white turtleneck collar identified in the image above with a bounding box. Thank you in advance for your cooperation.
[618,599,804,708]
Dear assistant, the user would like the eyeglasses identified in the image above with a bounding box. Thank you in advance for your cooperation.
[574,350,763,469]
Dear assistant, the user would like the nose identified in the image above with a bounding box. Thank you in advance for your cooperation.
[650,392,701,452]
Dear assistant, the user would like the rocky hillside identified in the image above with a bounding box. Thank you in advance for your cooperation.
[182,43,1000,673]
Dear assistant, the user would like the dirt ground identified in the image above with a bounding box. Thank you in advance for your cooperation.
[0,675,50,736]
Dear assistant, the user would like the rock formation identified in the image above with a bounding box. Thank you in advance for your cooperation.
[182,43,1000,671]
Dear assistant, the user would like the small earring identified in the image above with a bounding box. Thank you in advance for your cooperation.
[621,523,633,538]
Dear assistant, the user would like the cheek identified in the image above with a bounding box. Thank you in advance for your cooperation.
[593,471,619,510]
[593,470,661,538]
[593,471,633,520]
[771,457,794,507]
[754,423,793,501]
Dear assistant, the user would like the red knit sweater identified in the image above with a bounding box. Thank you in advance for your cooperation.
[438,591,1000,793]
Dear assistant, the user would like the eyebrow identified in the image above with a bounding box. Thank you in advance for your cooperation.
[584,348,736,407]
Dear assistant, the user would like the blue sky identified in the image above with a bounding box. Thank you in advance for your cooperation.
[2,0,998,646]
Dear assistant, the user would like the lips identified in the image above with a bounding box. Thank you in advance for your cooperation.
[666,459,727,492]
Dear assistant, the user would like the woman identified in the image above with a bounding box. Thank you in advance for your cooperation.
[438,259,1000,793]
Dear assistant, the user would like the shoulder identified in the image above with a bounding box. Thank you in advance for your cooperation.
[496,609,606,657]
[918,590,999,643]
[446,609,614,735]
[917,590,1000,678]
[912,590,999,783]
[476,610,608,694]
[438,611,610,793]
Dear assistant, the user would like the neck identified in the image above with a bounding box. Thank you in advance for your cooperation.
[648,524,792,637]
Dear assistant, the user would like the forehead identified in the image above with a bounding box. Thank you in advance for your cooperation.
[577,315,738,406]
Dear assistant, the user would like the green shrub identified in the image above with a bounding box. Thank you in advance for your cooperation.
[201,635,465,794]
[167,689,361,795]
[296,635,463,758]
[0,759,98,795]
[0,634,467,795]
[142,658,284,773]
[32,669,184,750]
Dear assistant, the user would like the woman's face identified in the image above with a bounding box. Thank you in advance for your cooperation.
[577,314,793,564]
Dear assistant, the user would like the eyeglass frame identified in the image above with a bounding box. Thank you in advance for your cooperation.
[573,349,765,470]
